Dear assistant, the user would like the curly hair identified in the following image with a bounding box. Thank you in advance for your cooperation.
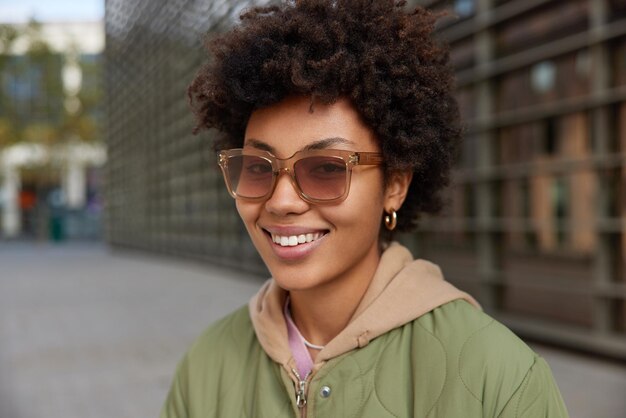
[188,0,460,232]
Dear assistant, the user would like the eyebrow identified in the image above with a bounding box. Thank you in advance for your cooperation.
[245,137,356,153]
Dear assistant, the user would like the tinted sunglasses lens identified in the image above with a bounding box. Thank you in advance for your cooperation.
[227,155,273,198]
[294,156,347,200]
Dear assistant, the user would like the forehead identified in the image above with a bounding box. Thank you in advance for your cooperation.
[244,96,379,157]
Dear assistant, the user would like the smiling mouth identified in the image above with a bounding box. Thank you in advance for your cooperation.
[266,231,328,247]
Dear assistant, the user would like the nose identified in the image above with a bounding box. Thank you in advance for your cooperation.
[264,170,309,216]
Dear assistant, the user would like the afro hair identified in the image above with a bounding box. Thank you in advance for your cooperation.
[188,0,461,232]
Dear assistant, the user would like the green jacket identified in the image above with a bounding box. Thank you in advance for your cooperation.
[161,244,569,418]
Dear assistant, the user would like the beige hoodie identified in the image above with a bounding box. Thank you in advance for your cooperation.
[249,242,480,374]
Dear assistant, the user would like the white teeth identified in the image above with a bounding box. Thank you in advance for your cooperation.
[271,232,326,247]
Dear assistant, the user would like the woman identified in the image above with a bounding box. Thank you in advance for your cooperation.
[161,1,569,417]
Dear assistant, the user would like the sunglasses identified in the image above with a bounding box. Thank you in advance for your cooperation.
[217,148,384,204]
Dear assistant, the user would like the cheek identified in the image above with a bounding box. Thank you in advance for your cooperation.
[352,171,386,209]
[235,201,258,231]
[327,174,386,230]
[235,200,245,220]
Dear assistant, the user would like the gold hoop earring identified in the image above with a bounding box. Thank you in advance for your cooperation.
[384,209,397,231]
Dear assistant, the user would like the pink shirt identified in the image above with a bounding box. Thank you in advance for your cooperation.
[283,297,315,378]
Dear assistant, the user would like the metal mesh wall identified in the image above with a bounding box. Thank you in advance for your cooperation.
[105,0,267,273]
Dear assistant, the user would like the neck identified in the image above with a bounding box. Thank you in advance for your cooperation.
[288,244,381,348]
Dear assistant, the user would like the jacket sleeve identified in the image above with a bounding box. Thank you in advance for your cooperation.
[498,356,569,418]
[159,357,189,418]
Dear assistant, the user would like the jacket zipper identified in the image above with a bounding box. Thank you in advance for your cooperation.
[291,368,311,417]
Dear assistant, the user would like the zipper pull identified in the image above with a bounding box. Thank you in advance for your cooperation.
[291,368,309,409]
[296,379,307,408]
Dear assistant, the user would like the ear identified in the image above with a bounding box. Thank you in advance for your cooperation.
[383,170,413,213]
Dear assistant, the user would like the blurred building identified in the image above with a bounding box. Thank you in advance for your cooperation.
[0,21,107,240]
[104,0,626,358]
[411,0,626,358]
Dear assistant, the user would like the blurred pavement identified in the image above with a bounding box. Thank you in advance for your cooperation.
[1,242,625,418]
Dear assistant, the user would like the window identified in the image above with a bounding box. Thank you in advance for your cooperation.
[543,118,558,155]
[454,0,474,18]
[531,60,556,93]
[552,176,568,246]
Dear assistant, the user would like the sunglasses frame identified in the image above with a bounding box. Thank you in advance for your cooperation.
[217,148,384,204]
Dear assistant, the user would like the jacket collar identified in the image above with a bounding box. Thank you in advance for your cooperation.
[248,242,480,370]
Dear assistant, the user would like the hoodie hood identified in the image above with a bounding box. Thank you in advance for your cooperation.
[249,242,480,371]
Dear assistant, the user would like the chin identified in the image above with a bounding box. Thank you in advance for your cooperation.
[268,266,327,292]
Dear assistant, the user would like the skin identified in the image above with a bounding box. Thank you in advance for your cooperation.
[238,96,412,356]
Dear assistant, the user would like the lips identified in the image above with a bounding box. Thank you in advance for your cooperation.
[270,232,325,247]
[261,227,329,259]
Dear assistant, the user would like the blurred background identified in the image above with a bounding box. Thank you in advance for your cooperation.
[1,0,625,417]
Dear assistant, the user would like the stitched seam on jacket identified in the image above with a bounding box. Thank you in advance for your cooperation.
[415,321,448,418]
[224,312,252,411]
[175,358,190,418]
[496,356,536,418]
[311,349,367,418]
[275,363,294,418]
[276,364,300,418]
[347,355,366,418]
[372,331,401,418]
[196,313,241,418]
[458,319,495,404]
